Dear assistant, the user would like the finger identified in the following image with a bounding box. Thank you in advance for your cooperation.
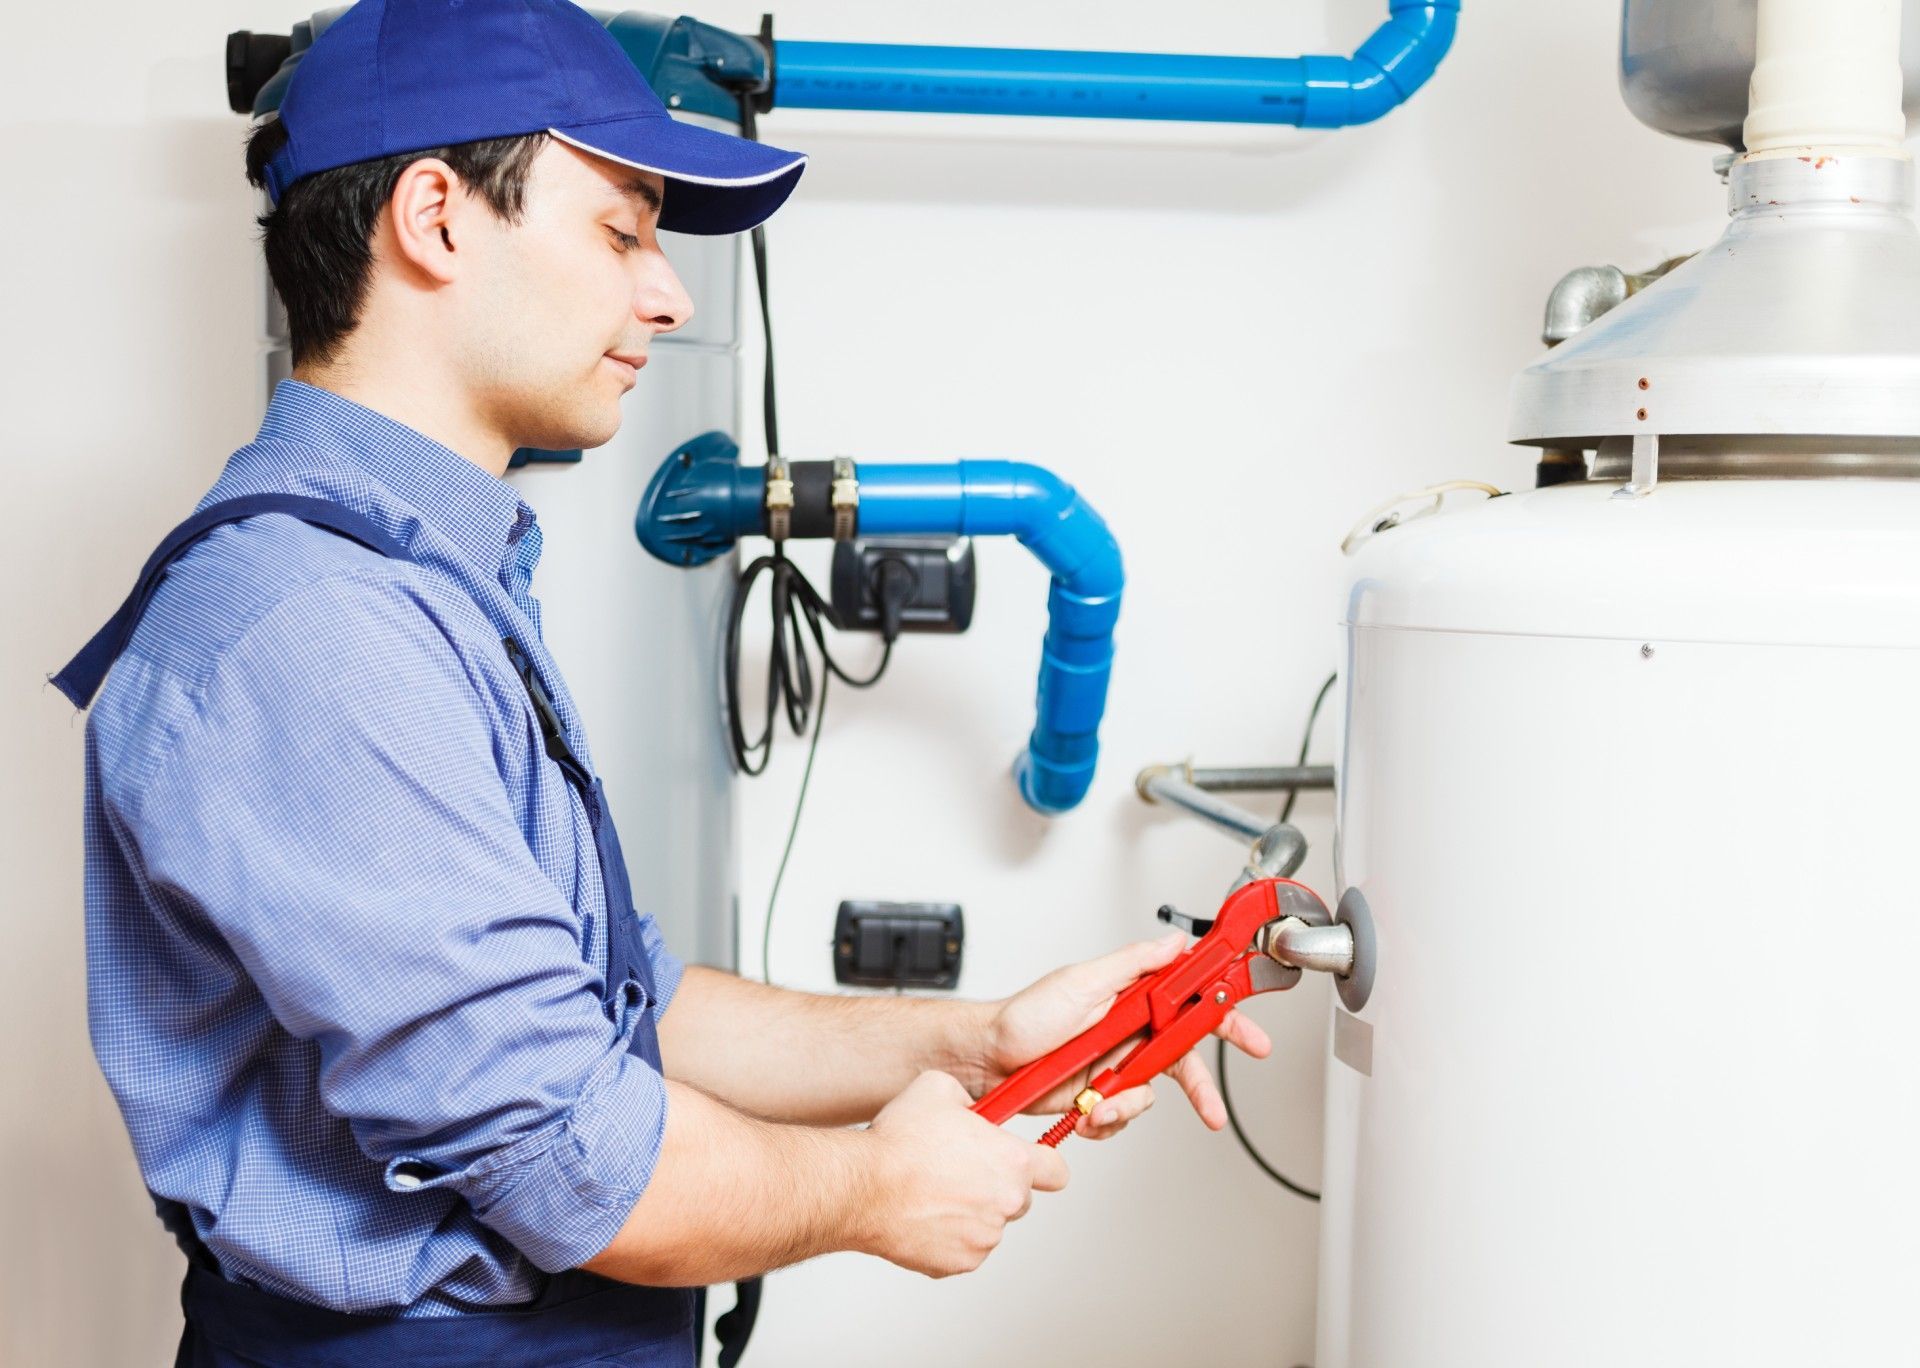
[1080,1084,1155,1140]
[1168,1050,1227,1130]
[1027,1144,1071,1193]
[1213,1009,1272,1060]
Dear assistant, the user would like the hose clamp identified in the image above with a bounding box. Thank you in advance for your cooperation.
[765,457,793,543]
[830,456,859,541]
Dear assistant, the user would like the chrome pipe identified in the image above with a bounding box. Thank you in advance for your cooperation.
[1187,764,1335,794]
[1258,917,1356,978]
[1232,823,1308,889]
[1137,767,1270,843]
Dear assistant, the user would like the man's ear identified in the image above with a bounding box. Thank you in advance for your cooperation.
[386,157,464,285]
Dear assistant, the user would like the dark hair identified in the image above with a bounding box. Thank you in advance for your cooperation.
[244,119,549,366]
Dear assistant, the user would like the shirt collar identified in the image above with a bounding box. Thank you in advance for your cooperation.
[257,379,540,580]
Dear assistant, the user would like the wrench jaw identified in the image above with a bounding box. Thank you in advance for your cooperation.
[1244,879,1334,993]
[1247,951,1304,994]
[1273,880,1334,927]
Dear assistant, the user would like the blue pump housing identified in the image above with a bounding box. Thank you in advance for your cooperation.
[637,434,1123,815]
[771,0,1458,127]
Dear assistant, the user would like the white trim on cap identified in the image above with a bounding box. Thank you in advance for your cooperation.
[547,128,805,186]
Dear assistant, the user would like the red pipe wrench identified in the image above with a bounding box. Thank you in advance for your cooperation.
[972,877,1331,1145]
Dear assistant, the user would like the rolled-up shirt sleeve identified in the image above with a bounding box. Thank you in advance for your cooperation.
[135,571,662,1273]
[641,915,683,1019]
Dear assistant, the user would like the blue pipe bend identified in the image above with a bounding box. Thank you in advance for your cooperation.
[1303,0,1458,127]
[859,462,1123,815]
[772,1,1457,129]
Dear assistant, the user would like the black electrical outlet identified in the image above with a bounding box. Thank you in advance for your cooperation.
[831,537,975,634]
[833,901,963,989]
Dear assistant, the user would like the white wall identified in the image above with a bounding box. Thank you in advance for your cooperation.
[1,2,1725,1364]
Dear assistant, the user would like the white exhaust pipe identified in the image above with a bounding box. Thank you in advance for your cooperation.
[1743,0,1908,158]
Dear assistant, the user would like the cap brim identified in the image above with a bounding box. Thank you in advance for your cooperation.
[549,119,805,236]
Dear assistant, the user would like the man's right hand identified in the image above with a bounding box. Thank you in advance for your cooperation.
[583,1071,1067,1289]
[861,1071,1069,1278]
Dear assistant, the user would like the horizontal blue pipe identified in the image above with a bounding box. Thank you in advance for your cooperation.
[859,463,1123,815]
[772,0,1457,128]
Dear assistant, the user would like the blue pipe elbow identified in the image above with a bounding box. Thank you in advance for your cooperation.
[770,0,1456,129]
[859,463,1123,815]
[1301,0,1458,128]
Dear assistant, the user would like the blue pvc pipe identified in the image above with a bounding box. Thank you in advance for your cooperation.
[772,0,1457,128]
[858,463,1123,815]
[636,440,1124,814]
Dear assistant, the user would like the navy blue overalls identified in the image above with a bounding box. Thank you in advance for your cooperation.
[55,493,744,1368]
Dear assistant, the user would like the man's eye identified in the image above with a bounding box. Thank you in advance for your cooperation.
[608,228,641,253]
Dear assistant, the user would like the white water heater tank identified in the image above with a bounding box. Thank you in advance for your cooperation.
[1319,478,1920,1364]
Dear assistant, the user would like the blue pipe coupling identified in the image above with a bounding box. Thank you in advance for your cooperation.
[636,435,1124,814]
[771,0,1458,128]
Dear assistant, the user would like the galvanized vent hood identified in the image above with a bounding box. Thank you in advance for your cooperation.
[1513,0,1920,471]
[1509,154,1920,451]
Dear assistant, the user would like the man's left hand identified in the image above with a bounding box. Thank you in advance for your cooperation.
[982,932,1273,1142]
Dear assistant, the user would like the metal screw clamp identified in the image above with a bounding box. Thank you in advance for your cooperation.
[830,456,859,541]
[765,457,794,542]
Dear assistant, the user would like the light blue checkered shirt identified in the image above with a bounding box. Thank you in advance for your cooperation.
[82,379,682,1316]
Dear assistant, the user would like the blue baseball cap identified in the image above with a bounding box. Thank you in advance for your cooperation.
[263,0,805,235]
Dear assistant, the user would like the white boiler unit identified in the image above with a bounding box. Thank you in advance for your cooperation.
[1319,0,1920,1361]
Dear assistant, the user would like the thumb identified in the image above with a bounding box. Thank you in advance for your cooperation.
[1074,931,1185,996]
[1026,1143,1070,1194]
[908,1070,973,1107]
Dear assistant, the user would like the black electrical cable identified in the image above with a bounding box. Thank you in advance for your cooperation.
[725,88,907,984]
[736,93,779,463]
[722,88,894,781]
[761,663,826,986]
[1218,669,1340,1200]
[1279,671,1338,825]
[723,553,891,779]
[1218,1030,1321,1202]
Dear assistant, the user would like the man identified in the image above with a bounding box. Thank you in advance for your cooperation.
[55,1,1270,1363]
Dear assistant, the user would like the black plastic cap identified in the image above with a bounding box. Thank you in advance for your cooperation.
[226,30,293,115]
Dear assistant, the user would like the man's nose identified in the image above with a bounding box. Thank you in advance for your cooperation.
[637,253,694,336]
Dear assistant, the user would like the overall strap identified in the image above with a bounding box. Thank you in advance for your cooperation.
[501,635,596,803]
[52,494,410,709]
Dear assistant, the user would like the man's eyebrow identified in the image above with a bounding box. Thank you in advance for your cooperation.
[613,176,664,214]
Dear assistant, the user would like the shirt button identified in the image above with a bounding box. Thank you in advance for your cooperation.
[391,1161,436,1189]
